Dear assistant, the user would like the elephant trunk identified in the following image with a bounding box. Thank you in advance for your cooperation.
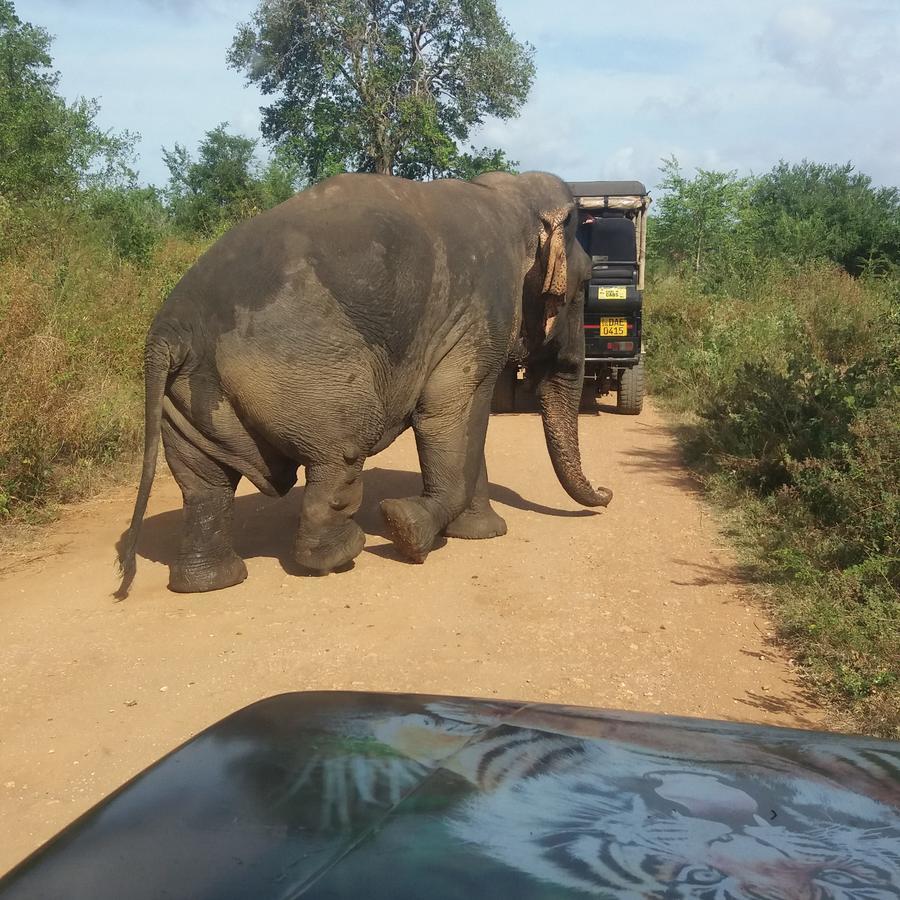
[536,369,613,508]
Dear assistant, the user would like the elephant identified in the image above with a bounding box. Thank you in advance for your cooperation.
[116,170,612,597]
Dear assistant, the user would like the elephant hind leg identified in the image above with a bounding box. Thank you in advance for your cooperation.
[294,460,366,573]
[162,420,248,594]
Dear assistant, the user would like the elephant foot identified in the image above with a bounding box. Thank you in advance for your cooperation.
[169,552,248,594]
[294,519,366,573]
[380,498,440,564]
[444,506,507,540]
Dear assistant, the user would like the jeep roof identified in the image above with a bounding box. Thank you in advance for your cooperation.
[568,180,648,198]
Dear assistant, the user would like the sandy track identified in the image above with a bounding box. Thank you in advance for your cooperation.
[0,400,821,874]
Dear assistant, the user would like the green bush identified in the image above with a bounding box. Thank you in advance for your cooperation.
[87,186,169,264]
[697,350,893,493]
[646,264,900,736]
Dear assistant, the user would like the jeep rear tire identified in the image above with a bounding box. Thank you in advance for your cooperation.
[580,378,598,411]
[617,361,645,415]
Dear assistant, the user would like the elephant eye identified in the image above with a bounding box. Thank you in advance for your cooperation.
[563,211,572,226]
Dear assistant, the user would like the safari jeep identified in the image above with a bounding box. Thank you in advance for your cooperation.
[492,181,651,415]
[570,180,650,414]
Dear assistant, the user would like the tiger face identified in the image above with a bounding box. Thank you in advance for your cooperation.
[372,708,900,899]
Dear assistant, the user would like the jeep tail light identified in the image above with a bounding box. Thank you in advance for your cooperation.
[606,342,634,352]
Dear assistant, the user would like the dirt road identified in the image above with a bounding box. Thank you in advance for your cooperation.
[0,400,822,874]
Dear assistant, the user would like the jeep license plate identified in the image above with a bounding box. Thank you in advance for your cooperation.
[597,287,627,300]
[600,317,628,337]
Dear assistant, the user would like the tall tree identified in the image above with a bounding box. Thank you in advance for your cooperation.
[651,156,750,280]
[164,123,302,234]
[0,0,132,200]
[227,0,533,181]
[164,124,261,233]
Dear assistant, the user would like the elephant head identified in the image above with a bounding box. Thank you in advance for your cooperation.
[477,171,612,508]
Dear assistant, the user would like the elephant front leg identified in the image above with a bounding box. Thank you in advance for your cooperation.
[444,457,507,540]
[381,372,493,563]
[294,461,366,572]
[162,421,248,594]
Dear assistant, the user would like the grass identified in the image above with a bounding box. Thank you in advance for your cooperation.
[0,212,207,528]
[645,264,900,738]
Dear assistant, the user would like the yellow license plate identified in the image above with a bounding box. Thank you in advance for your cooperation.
[600,317,628,337]
[597,287,627,300]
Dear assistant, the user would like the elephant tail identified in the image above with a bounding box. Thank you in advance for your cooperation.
[114,333,175,599]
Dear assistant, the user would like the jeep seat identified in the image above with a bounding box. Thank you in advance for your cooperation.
[589,217,638,286]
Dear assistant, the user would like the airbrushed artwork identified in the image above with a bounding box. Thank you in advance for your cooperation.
[3,693,898,899]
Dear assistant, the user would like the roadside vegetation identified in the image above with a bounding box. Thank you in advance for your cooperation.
[2,2,897,735]
[646,158,900,737]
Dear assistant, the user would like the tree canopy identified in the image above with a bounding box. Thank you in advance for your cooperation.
[163,123,302,234]
[651,156,749,280]
[227,0,534,181]
[746,161,900,277]
[0,0,132,201]
[651,157,900,286]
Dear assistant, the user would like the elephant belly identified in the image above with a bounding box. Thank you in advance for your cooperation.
[214,336,393,466]
[206,288,463,467]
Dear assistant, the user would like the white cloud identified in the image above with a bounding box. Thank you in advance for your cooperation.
[758,3,897,95]
[478,0,900,191]
[24,0,900,190]
[39,0,251,21]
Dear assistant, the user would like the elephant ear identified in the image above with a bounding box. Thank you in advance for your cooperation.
[540,209,569,296]
[539,207,571,335]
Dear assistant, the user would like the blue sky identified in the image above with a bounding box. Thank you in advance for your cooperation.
[22,0,900,193]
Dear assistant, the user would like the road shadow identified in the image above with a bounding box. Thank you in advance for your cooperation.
[492,391,637,418]
[734,687,823,730]
[121,466,595,575]
[669,558,760,588]
[502,393,624,417]
[620,441,702,493]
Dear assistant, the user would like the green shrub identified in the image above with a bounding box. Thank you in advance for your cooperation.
[86,186,169,264]
[697,350,893,493]
[646,264,900,737]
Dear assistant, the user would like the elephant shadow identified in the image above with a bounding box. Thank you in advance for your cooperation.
[126,467,595,576]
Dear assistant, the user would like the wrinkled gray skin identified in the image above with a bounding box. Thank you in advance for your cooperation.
[116,171,611,597]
